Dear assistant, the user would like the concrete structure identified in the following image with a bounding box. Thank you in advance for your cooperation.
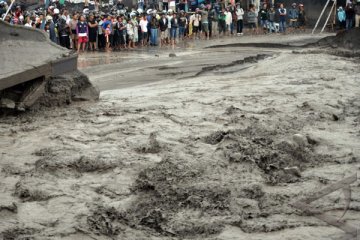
[0,20,77,109]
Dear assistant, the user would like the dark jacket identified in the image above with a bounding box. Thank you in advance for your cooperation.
[159,17,168,31]
[150,16,159,29]
[170,17,179,28]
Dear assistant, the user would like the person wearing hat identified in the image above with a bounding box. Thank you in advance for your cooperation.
[0,1,7,17]
[288,3,299,32]
[58,14,71,49]
[149,11,159,46]
[159,11,169,47]
[46,15,58,43]
[337,6,346,29]
[131,12,139,48]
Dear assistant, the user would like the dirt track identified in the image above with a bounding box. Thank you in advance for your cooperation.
[0,34,360,240]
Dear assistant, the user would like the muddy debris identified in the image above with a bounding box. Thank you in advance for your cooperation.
[34,149,120,177]
[14,178,58,202]
[0,202,17,213]
[224,105,242,115]
[1,227,38,240]
[238,183,265,200]
[135,132,162,154]
[87,206,126,236]
[217,126,318,184]
[317,28,360,50]
[122,156,231,237]
[203,130,229,145]
[38,70,99,108]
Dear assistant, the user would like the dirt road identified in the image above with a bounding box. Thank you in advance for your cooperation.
[0,34,359,240]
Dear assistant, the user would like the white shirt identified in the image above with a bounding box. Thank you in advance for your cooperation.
[167,15,172,28]
[139,19,148,32]
[236,8,244,20]
[225,11,232,24]
[126,23,134,35]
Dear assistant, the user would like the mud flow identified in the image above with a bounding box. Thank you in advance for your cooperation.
[1,33,360,240]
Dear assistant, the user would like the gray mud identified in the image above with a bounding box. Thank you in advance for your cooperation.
[0,34,360,240]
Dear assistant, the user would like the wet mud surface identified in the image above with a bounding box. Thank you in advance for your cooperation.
[1,34,360,239]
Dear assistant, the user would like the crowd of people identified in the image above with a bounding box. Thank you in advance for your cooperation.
[337,0,360,30]
[1,0,360,53]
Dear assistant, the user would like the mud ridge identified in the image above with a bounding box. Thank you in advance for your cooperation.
[189,54,271,78]
[207,42,301,49]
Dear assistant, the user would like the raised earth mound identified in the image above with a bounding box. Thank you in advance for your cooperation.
[317,28,360,50]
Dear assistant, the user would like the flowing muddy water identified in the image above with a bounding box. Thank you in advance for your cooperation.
[1,34,360,240]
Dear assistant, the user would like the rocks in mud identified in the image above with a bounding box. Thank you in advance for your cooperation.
[14,178,59,202]
[34,149,120,177]
[238,183,265,200]
[35,70,99,109]
[217,127,317,184]
[316,28,360,50]
[305,134,320,146]
[169,53,176,57]
[87,206,126,236]
[133,156,203,193]
[292,133,308,149]
[0,98,16,109]
[203,130,228,145]
[1,227,38,240]
[0,202,17,213]
[230,198,262,219]
[135,132,162,154]
[165,213,224,237]
[123,156,232,236]
[283,166,301,177]
[224,105,242,115]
